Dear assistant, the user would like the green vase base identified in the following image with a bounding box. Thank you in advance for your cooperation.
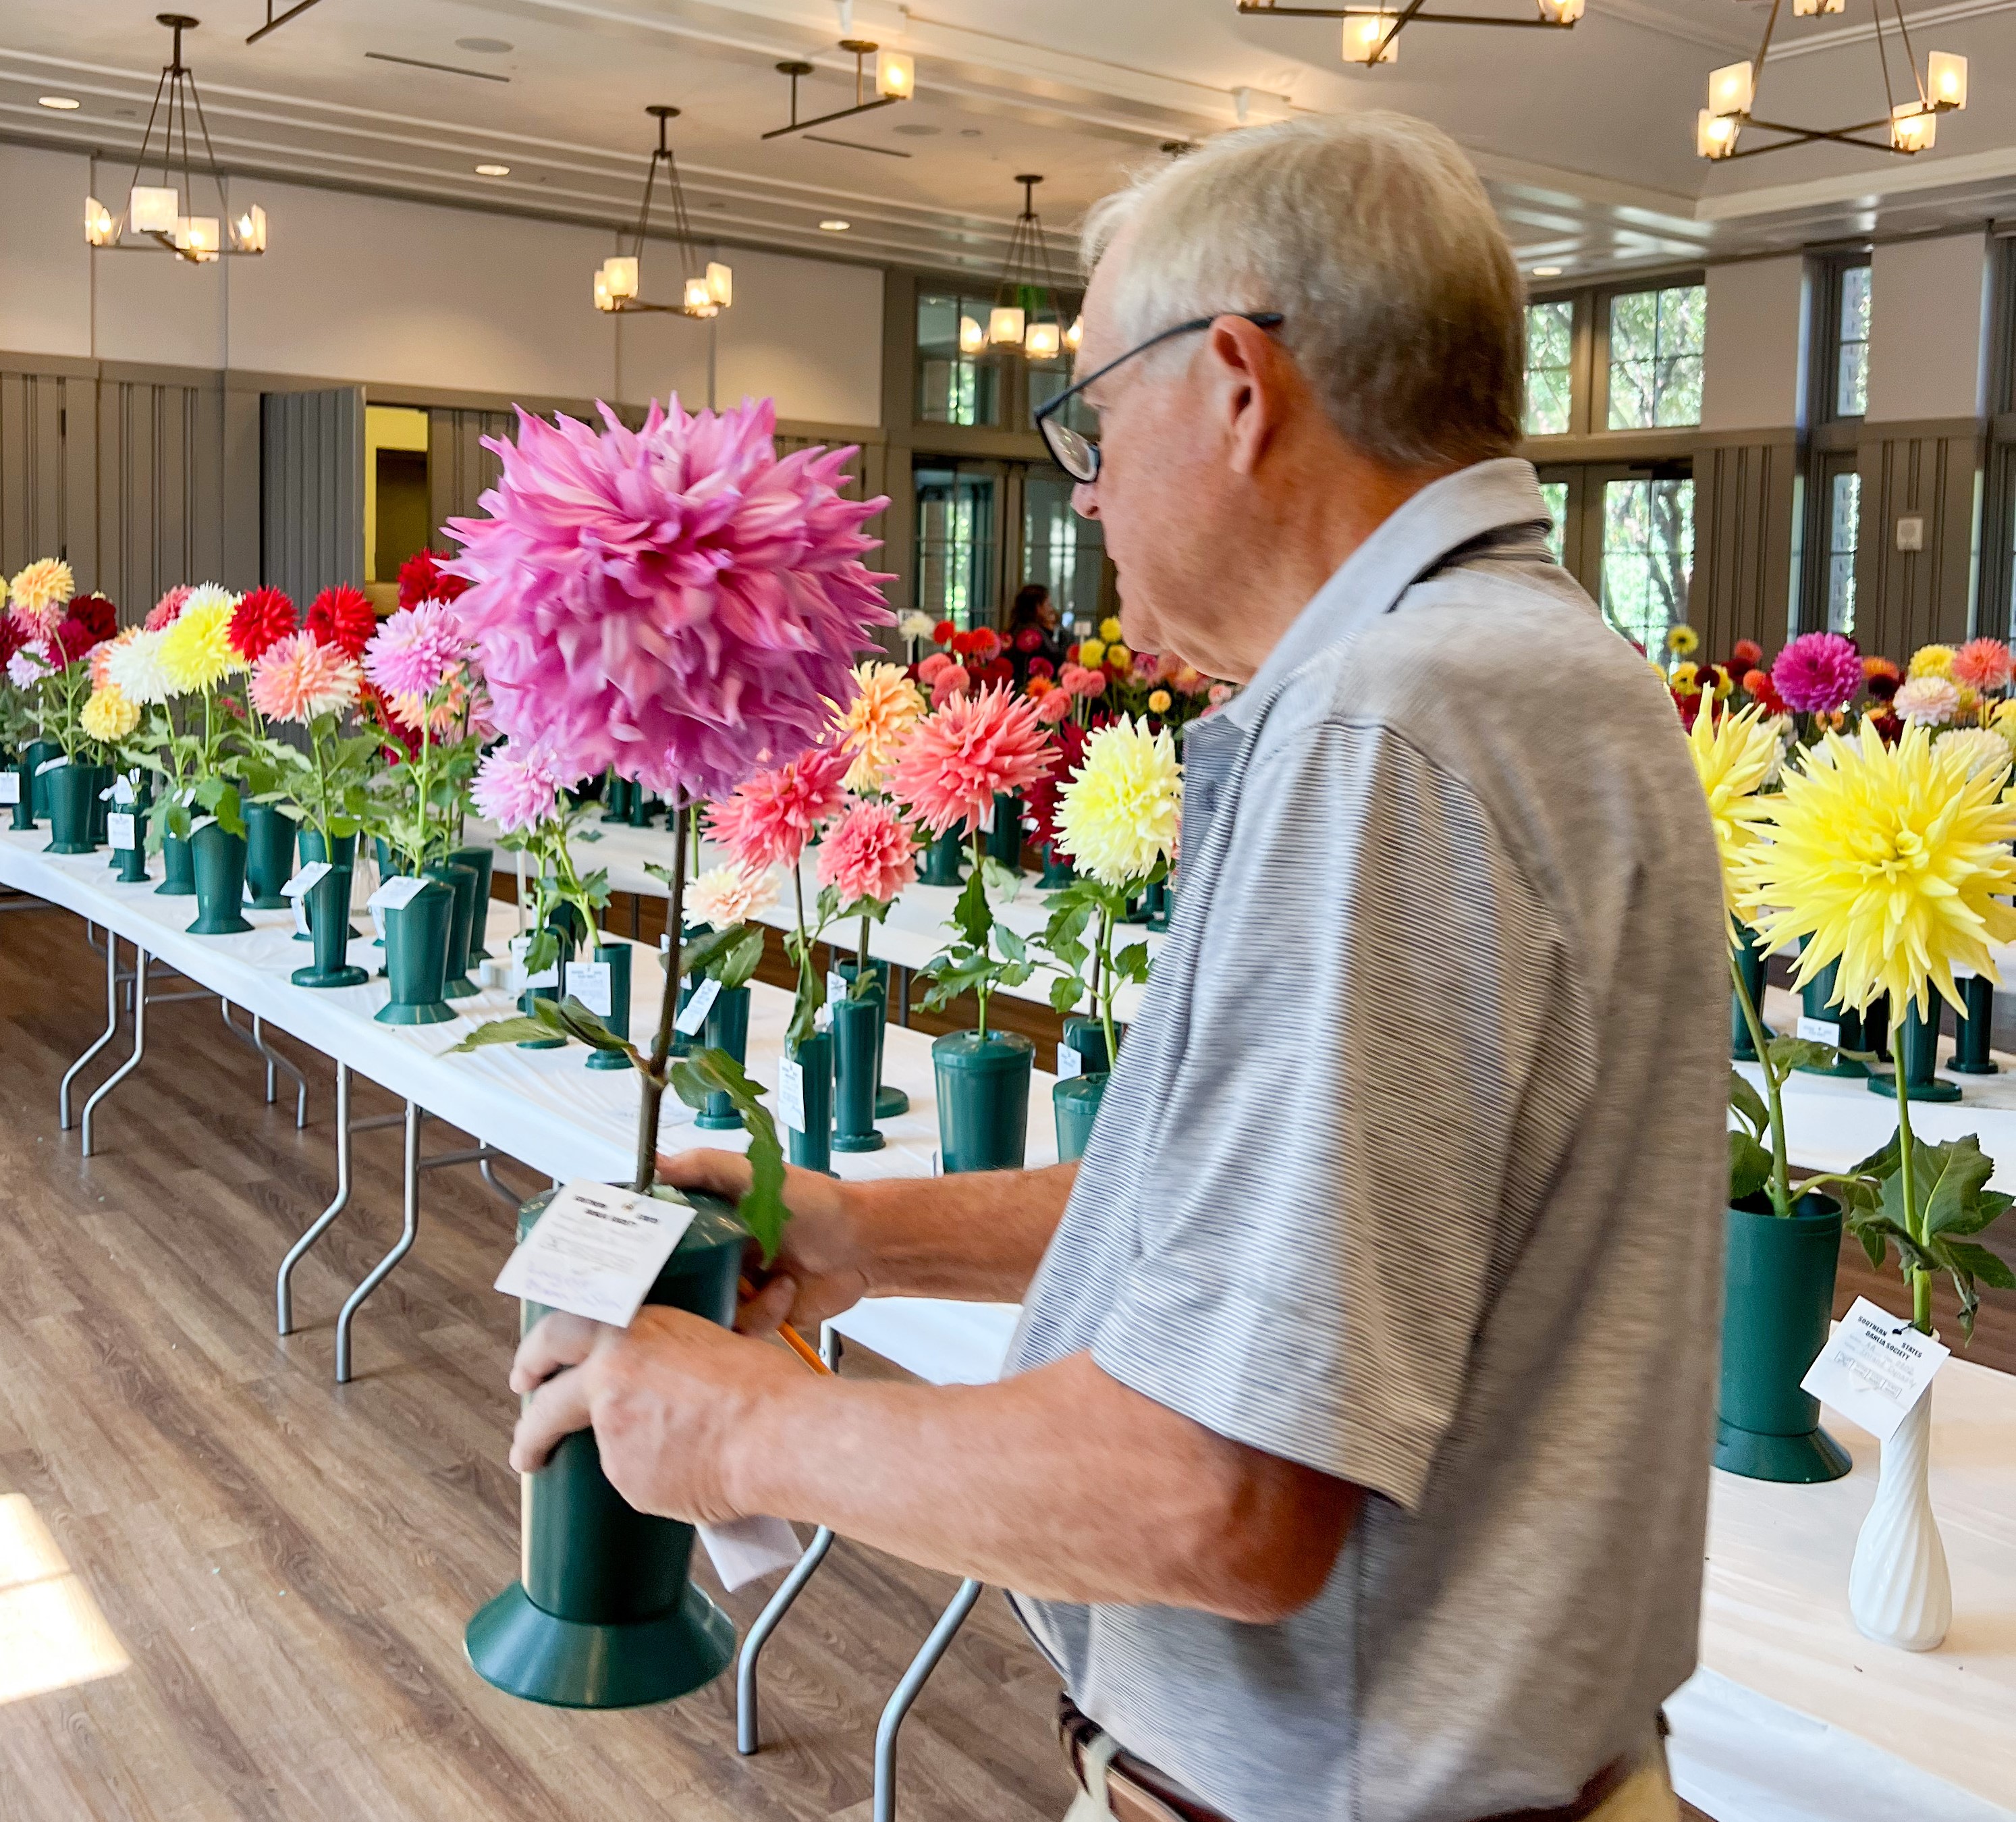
[584,1050,633,1071]
[246,893,290,911]
[1714,1419,1853,1483]
[833,1131,886,1153]
[44,840,97,856]
[115,863,148,884]
[464,1580,734,1710]
[293,963,369,990]
[470,943,492,961]
[155,880,194,896]
[1796,1059,1869,1079]
[1949,1058,2000,1076]
[694,1111,743,1131]
[443,975,482,1000]
[517,1037,566,1050]
[375,998,458,1025]
[188,913,253,935]
[1865,1073,1963,1102]
[875,1086,910,1119]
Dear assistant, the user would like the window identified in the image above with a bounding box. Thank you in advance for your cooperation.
[1835,264,1872,419]
[1524,302,1575,437]
[916,292,1000,428]
[1538,479,1569,562]
[1826,466,1861,635]
[1022,472,1106,626]
[1600,476,1695,649]
[1607,285,1706,430]
[1027,354,1095,437]
[913,463,998,631]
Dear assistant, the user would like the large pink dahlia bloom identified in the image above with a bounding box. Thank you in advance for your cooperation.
[817,798,919,906]
[1771,632,1863,716]
[363,601,470,703]
[472,741,570,833]
[443,398,894,805]
[707,742,850,873]
[886,687,1056,838]
[251,631,362,724]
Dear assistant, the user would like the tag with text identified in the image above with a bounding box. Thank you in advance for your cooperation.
[107,812,138,852]
[1056,1044,1083,1080]
[368,875,429,913]
[1796,1016,1841,1047]
[778,1054,807,1132]
[1800,1296,1951,1442]
[508,934,557,991]
[281,861,332,899]
[568,959,614,1017]
[827,969,850,1007]
[0,774,18,806]
[676,975,722,1036]
[493,1181,697,1329]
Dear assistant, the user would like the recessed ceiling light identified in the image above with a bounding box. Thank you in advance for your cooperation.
[455,36,513,52]
[38,95,81,110]
[892,122,940,136]
[1532,265,1564,277]
[475,163,511,176]
[819,219,851,231]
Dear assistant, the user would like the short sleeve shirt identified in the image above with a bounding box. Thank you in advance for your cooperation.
[1006,460,1729,1822]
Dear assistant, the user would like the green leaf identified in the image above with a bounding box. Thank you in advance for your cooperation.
[520,928,559,978]
[667,1046,790,1264]
[670,924,747,984]
[451,1015,556,1052]
[1728,1070,1769,1142]
[995,923,1028,963]
[1049,973,1085,1015]
[1728,1131,1772,1204]
[1938,1237,2016,1291]
[1919,1135,1995,1240]
[950,861,993,949]
[1849,1129,1904,1182]
[717,927,767,992]
[1766,1035,1836,1075]
[550,994,633,1053]
[1112,941,1151,984]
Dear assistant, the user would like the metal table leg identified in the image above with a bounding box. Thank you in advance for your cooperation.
[277,1063,353,1335]
[873,1578,984,1822]
[334,1100,422,1385]
[80,945,148,1158]
[61,930,125,1130]
[253,1013,310,1127]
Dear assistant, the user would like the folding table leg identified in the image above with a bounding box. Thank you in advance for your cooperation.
[277,1063,353,1335]
[873,1578,984,1822]
[334,1100,422,1384]
[60,930,124,1130]
[80,946,148,1158]
[251,1013,310,1127]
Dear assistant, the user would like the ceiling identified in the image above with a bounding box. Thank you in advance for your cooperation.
[7,0,2016,282]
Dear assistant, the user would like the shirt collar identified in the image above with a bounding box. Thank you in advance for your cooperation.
[1224,457,1551,731]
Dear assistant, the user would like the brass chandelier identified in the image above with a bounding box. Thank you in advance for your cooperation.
[976,176,1079,363]
[1235,1,1581,66]
[593,107,732,319]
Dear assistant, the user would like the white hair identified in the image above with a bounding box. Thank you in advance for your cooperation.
[1080,112,1525,468]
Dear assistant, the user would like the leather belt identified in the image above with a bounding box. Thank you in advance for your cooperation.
[1058,1696,1648,1822]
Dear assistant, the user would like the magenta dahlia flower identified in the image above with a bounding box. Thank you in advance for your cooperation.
[364,601,470,703]
[817,798,919,906]
[1771,632,1863,716]
[706,743,851,873]
[443,398,894,805]
[886,687,1056,838]
[472,741,570,833]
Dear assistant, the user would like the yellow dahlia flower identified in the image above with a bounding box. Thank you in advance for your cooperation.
[1908,643,1955,679]
[81,684,140,743]
[1743,716,2016,1021]
[157,593,242,693]
[1056,715,1181,888]
[1666,623,1699,657]
[832,660,925,791]
[1078,638,1107,668]
[1147,688,1172,714]
[1685,702,1782,942]
[8,557,75,622]
[1098,616,1123,644]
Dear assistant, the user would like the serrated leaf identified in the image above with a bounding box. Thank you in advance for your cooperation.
[1849,1128,1904,1181]
[1919,1134,1995,1240]
[551,995,632,1053]
[1728,1131,1772,1204]
[1938,1237,2016,1291]
[951,861,993,949]
[668,1046,790,1264]
[1728,1070,1769,1142]
[1049,973,1085,1015]
[718,927,767,992]
[995,923,1028,963]
[1767,1035,1836,1075]
[451,1015,556,1052]
[1112,941,1151,983]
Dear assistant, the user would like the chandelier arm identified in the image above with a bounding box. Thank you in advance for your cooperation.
[1751,0,1785,92]
[666,145,700,282]
[186,70,234,223]
[1872,0,1900,119]
[1888,0,1926,108]
[1233,4,1574,22]
[125,63,175,205]
[632,154,660,259]
[1380,0,1431,59]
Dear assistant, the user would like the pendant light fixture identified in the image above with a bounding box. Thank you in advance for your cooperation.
[985,176,1079,362]
[1235,1,1581,67]
[1695,0,1967,163]
[593,106,731,318]
[83,15,269,262]
[762,38,915,141]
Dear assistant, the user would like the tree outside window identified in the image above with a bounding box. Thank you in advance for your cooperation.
[1601,477,1695,649]
[1524,302,1574,436]
[1828,470,1861,635]
[1836,266,1872,419]
[1538,479,1568,562]
[1607,286,1706,430]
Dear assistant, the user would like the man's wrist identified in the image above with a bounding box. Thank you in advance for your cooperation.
[719,1351,823,1518]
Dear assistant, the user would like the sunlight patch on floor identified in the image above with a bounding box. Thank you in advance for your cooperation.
[0,1494,129,1705]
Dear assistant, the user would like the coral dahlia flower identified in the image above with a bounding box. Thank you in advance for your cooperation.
[886,686,1056,838]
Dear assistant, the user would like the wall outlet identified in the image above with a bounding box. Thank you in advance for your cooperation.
[1896,515,1926,552]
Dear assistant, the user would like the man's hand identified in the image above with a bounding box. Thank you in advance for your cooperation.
[509,1306,802,1523]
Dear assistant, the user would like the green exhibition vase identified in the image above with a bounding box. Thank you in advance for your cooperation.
[1793,950,1868,1079]
[1732,926,1767,1062]
[517,919,582,1050]
[1060,1015,1120,1077]
[830,994,885,1154]
[933,1029,1034,1173]
[465,1187,744,1709]
[425,859,482,1000]
[602,775,635,823]
[43,761,99,855]
[1951,972,1998,1075]
[7,746,39,830]
[785,1029,834,1173]
[447,843,495,959]
[627,788,656,828]
[986,793,1024,872]
[292,863,368,989]
[1038,842,1075,890]
[1143,877,1173,932]
[25,739,60,823]
[836,957,906,1119]
[1867,1002,1962,1103]
[296,830,360,941]
[105,772,140,870]
[1052,1071,1109,1165]
[1714,1193,1853,1483]
[919,827,966,887]
[583,943,634,1071]
[695,986,752,1130]
[157,830,196,896]
[111,781,152,884]
[188,822,253,934]
[242,800,296,909]
[375,878,456,1025]
[85,765,113,848]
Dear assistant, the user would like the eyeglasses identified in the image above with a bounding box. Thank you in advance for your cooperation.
[1033,311,1286,484]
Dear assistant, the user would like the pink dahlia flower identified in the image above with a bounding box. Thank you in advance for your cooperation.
[886,687,1057,838]
[706,743,851,873]
[145,586,191,633]
[817,799,919,906]
[1951,637,2014,694]
[917,651,954,686]
[1033,687,1073,726]
[1771,632,1863,716]
[251,631,362,724]
[364,601,470,703]
[7,643,49,689]
[930,663,971,707]
[688,863,778,928]
[1893,674,1960,726]
[472,741,569,833]
[443,398,894,805]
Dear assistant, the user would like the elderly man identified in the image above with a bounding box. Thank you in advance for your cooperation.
[509,111,1726,1822]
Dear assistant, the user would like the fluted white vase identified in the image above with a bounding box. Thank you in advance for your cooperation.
[1847,1384,1951,1651]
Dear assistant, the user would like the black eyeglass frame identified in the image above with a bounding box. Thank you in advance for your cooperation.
[1031,311,1286,483]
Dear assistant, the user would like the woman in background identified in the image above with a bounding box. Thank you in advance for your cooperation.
[1008,582,1065,685]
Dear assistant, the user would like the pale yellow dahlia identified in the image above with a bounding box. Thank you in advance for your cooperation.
[1742,716,2016,1020]
[1685,701,1782,941]
[1935,725,2013,782]
[1907,643,1955,679]
[157,593,242,693]
[7,558,75,627]
[81,684,140,743]
[832,661,926,791]
[1056,715,1181,888]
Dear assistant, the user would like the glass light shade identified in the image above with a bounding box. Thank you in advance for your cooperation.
[1890,104,1936,153]
[958,315,986,355]
[1535,0,1583,22]
[1064,314,1084,350]
[230,203,267,252]
[593,268,615,312]
[1342,13,1399,64]
[184,216,219,259]
[876,50,915,100]
[1928,52,1967,110]
[705,261,733,307]
[684,276,716,314]
[1708,61,1753,117]
[1024,320,1062,359]
[603,255,639,300]
[83,196,117,246]
[1696,109,1740,159]
[128,185,180,234]
[1791,0,1845,14]
[989,305,1025,345]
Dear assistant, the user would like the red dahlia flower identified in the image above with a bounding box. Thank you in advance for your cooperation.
[306,584,379,659]
[229,586,298,664]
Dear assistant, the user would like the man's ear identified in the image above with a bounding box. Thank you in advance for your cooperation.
[1209,317,1289,479]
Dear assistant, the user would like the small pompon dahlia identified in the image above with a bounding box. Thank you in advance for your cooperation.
[81,685,140,744]
[251,631,362,724]
[687,863,778,929]
[1771,631,1863,716]
[886,686,1056,838]
[1951,637,2013,694]
[7,558,75,637]
[817,799,919,906]
[146,585,192,632]
[364,601,470,702]
[471,741,570,834]
[6,644,47,690]
[104,628,174,706]
[1908,643,1955,679]
[707,743,851,872]
[832,661,925,792]
[1056,716,1181,888]
[306,584,378,658]
[229,587,298,664]
[1893,674,1960,726]
[443,398,894,805]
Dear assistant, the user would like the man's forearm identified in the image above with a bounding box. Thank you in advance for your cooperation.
[848,1162,1077,1303]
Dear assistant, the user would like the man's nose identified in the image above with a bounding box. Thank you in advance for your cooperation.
[1072,481,1100,520]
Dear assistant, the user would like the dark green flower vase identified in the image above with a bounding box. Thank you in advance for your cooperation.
[831,992,886,1153]
[1053,1072,1108,1165]
[602,775,635,823]
[919,828,965,887]
[1715,1194,1852,1482]
[296,830,360,941]
[1867,1003,1962,1103]
[85,765,113,848]
[1793,952,1868,1079]
[25,739,60,824]
[584,943,634,1071]
[449,844,496,960]
[157,831,196,896]
[292,861,367,989]
[1951,973,1999,1075]
[43,761,98,855]
[375,880,456,1025]
[243,801,296,909]
[696,986,752,1131]
[1143,878,1173,932]
[426,860,482,1000]
[1060,1016,1117,1076]
[8,746,42,830]
[465,1187,743,1708]
[112,782,152,884]
[1038,843,1075,890]
[518,918,582,1050]
[836,957,907,1119]
[986,793,1023,873]
[785,1030,834,1173]
[1732,927,1767,1062]
[933,1030,1034,1173]
[188,823,253,934]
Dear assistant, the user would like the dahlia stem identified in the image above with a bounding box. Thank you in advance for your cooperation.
[1729,949,1791,1218]
[972,827,989,1040]
[1890,1007,1932,1337]
[634,801,689,1193]
[1096,902,1118,1071]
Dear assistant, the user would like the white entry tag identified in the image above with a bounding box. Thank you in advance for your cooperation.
[508,934,558,991]
[493,1181,697,1329]
[778,1054,807,1131]
[0,774,18,805]
[369,874,429,913]
[1797,1016,1842,1046]
[107,812,138,851]
[568,959,613,1017]
[112,774,137,805]
[813,1001,832,1035]
[676,974,722,1036]
[1801,1297,1951,1442]
[282,861,332,899]
[1056,1044,1083,1080]
[697,1516,805,1592]
[36,755,68,775]
[827,969,850,1007]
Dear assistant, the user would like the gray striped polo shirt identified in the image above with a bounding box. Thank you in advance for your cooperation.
[1007,459,1727,1822]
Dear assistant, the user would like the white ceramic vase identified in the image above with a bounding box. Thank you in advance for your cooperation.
[1847,1383,1951,1651]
